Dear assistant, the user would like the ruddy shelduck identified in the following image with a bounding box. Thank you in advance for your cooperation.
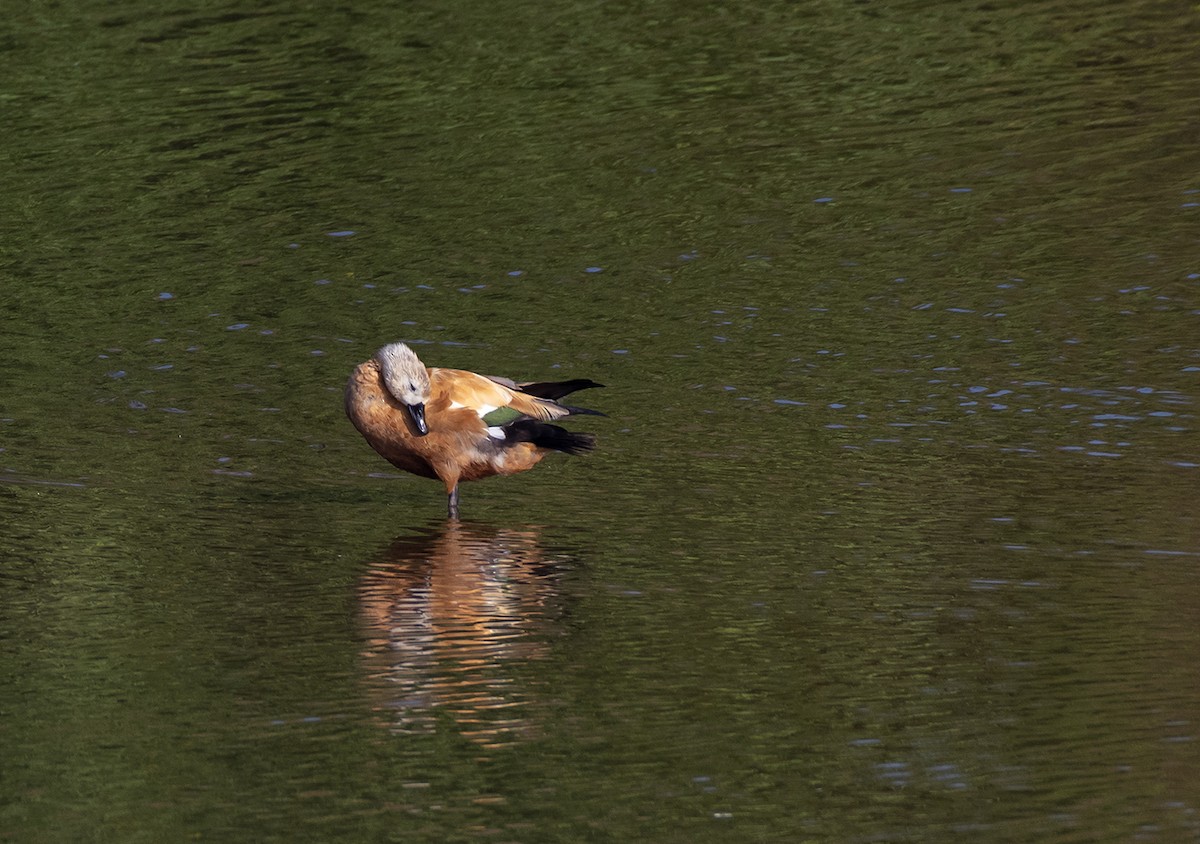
[345,342,603,517]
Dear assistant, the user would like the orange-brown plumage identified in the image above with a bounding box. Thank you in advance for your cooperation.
[345,343,603,517]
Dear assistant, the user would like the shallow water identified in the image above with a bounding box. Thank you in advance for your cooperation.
[2,0,1200,841]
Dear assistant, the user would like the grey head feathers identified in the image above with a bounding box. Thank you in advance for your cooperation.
[375,342,431,406]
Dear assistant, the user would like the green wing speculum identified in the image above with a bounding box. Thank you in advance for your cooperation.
[481,405,525,426]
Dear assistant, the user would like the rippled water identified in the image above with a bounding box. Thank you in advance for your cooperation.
[3,0,1199,840]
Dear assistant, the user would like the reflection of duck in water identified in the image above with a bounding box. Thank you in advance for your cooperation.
[359,521,567,747]
[345,342,605,518]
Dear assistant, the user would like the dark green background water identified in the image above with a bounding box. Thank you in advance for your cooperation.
[3,0,1199,841]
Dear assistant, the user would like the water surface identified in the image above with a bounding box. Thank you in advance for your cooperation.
[2,0,1199,841]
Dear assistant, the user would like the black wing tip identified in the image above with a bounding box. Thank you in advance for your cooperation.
[559,404,607,418]
[518,378,605,400]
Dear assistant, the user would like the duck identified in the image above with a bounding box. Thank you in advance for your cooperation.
[345,342,604,518]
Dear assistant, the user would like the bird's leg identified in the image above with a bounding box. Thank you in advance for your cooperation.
[447,485,460,520]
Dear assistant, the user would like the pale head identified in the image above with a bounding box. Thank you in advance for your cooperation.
[375,342,431,406]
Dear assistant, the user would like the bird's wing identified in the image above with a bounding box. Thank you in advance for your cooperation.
[433,368,569,423]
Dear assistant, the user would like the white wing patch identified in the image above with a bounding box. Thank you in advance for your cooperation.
[485,426,506,440]
[451,398,499,419]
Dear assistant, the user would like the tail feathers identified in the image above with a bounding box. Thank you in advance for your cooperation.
[504,419,596,455]
[517,379,605,401]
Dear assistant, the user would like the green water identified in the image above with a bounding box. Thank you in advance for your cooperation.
[3,0,1200,841]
